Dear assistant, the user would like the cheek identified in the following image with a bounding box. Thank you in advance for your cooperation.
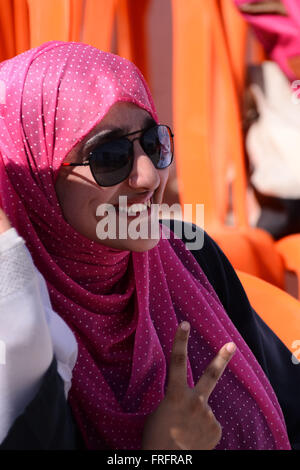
[55,175,95,226]
[158,168,170,194]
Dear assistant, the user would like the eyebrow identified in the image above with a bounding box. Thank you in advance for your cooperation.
[82,116,156,152]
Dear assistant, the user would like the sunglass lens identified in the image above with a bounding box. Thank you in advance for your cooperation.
[89,139,133,187]
[142,125,173,169]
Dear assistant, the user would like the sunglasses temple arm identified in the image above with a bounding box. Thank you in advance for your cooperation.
[61,162,89,167]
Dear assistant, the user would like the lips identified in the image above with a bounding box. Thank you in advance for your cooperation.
[118,199,151,216]
[114,192,153,216]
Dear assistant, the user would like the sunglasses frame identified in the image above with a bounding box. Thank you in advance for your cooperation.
[62,124,174,187]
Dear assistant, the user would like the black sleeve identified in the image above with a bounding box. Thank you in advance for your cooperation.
[0,356,82,450]
[163,220,300,450]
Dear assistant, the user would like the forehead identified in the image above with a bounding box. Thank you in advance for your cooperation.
[86,102,155,139]
[64,101,155,163]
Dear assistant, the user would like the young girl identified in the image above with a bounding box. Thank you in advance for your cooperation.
[0,41,298,450]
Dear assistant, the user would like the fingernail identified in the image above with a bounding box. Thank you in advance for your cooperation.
[180,321,190,331]
[226,342,236,354]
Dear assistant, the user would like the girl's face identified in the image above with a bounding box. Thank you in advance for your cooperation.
[55,102,170,251]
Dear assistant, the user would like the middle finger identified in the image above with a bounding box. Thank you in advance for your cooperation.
[195,342,236,401]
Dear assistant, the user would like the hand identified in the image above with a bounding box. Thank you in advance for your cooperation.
[0,207,12,234]
[142,322,236,450]
[239,1,287,16]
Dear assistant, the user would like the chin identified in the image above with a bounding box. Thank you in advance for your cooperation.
[124,237,161,252]
[93,212,163,251]
[97,236,161,252]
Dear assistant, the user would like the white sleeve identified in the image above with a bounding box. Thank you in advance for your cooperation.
[0,228,78,444]
[36,270,78,398]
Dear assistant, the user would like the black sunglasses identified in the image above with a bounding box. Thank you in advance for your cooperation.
[62,124,174,187]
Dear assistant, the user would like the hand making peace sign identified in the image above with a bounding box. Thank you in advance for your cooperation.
[142,321,236,450]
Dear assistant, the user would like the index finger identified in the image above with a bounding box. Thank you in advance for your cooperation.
[195,342,236,401]
[166,322,190,397]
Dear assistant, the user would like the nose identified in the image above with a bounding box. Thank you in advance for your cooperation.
[128,140,160,190]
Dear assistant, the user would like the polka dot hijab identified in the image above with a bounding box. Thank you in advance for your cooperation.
[0,42,291,450]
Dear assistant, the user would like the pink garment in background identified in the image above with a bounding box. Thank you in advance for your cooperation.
[0,42,291,449]
[235,0,300,81]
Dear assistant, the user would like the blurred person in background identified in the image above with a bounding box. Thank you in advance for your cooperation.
[237,0,300,239]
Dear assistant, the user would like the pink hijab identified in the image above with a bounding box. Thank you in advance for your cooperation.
[0,41,291,450]
[235,0,300,82]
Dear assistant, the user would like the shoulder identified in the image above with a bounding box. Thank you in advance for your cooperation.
[160,218,218,267]
[160,219,266,354]
[160,219,242,310]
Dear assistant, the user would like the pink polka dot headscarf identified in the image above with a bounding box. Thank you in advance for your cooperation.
[0,41,291,449]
